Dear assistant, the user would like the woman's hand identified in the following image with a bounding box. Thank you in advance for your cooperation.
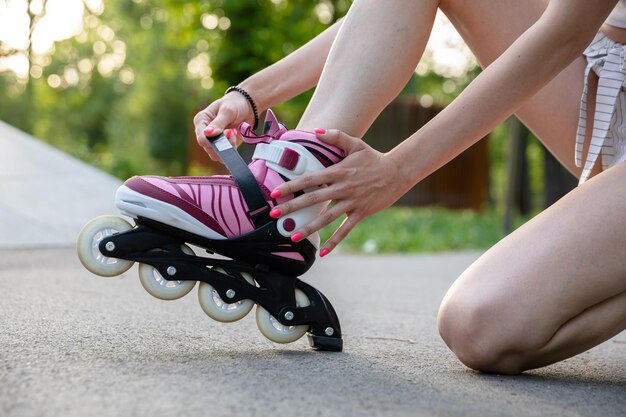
[270,129,407,256]
[193,93,254,161]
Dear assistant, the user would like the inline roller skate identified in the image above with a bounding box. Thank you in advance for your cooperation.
[76,110,344,351]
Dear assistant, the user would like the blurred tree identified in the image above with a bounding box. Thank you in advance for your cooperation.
[205,0,351,127]
[0,0,49,131]
[0,0,353,178]
[2,1,487,182]
[0,0,115,162]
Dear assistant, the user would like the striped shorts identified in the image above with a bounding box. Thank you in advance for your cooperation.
[576,31,626,184]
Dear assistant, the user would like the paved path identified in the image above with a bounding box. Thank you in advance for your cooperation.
[0,121,120,248]
[1,123,624,416]
[1,249,624,417]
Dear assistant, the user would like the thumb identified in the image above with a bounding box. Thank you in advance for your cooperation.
[203,112,233,137]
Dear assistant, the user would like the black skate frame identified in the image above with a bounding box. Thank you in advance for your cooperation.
[99,218,342,351]
[100,132,343,351]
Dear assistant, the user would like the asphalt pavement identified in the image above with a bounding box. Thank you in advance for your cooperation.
[1,249,625,417]
[0,124,624,417]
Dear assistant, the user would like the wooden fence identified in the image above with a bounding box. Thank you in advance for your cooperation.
[362,98,488,211]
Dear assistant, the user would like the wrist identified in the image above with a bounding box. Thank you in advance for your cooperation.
[385,141,425,186]
[238,77,273,114]
[225,85,259,130]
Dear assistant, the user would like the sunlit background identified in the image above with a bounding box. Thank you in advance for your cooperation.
[1,0,564,254]
[0,0,479,178]
[0,0,474,85]
[1,0,98,76]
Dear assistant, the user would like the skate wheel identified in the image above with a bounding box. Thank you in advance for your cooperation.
[198,268,256,323]
[255,289,310,344]
[138,244,197,300]
[76,215,134,277]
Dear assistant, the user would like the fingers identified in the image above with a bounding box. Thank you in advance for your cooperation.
[269,127,364,197]
[265,129,380,258]
[206,129,239,162]
[194,99,243,161]
[271,169,328,202]
[224,129,243,153]
[194,92,252,146]
[271,183,360,257]
[204,111,232,138]
[194,103,232,141]
[266,130,366,253]
[319,215,359,257]
[194,107,219,159]
[195,125,239,162]
[194,111,212,145]
[288,202,359,258]
[314,128,365,155]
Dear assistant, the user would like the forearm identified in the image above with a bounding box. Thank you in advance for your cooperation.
[238,19,343,113]
[389,0,616,185]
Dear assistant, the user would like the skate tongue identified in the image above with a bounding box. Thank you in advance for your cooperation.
[262,109,287,137]
[240,109,288,145]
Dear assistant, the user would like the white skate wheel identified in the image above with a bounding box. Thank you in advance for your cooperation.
[76,215,134,277]
[138,244,197,300]
[255,289,310,344]
[198,268,256,322]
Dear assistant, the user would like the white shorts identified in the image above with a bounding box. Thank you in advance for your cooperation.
[576,31,626,184]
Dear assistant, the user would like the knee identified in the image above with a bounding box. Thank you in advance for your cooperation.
[437,293,527,375]
[438,0,461,16]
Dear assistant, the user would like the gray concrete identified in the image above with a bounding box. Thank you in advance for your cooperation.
[1,249,624,417]
[0,121,121,248]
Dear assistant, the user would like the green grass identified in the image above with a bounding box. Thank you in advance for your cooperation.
[318,207,529,254]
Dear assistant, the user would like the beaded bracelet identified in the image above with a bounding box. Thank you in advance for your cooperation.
[225,86,259,130]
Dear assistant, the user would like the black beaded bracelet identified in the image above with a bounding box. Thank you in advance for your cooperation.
[225,86,259,130]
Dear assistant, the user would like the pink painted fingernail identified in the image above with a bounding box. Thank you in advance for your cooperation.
[270,189,282,199]
[291,232,303,242]
[204,126,215,136]
[314,128,326,134]
[320,248,329,257]
[269,208,281,218]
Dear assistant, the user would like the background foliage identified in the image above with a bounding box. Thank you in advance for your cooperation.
[0,0,481,178]
[1,0,356,178]
[1,0,563,252]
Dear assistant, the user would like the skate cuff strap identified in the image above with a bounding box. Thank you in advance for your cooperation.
[206,133,271,228]
[253,142,325,178]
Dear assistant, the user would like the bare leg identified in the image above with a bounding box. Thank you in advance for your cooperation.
[300,0,587,176]
[440,0,590,177]
[297,0,438,136]
[437,163,626,373]
[299,0,549,139]
[432,0,626,374]
[295,0,626,372]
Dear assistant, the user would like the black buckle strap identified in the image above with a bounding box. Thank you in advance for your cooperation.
[207,133,271,228]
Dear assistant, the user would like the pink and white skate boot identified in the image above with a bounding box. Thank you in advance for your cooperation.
[76,109,345,351]
[115,109,345,266]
